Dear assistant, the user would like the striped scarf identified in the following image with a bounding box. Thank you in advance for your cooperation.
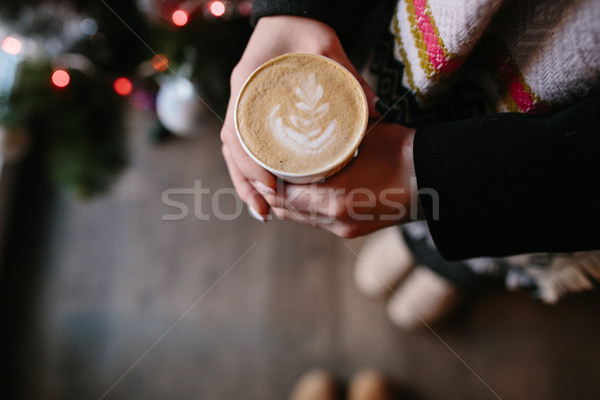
[387,0,600,302]
[390,0,600,114]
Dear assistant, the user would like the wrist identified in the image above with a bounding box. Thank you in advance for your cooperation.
[252,16,341,56]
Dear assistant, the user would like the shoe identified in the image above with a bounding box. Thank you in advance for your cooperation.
[387,266,461,330]
[288,369,338,400]
[354,227,416,299]
[348,370,393,400]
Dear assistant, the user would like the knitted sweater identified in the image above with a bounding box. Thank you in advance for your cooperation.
[252,0,600,260]
[390,0,599,112]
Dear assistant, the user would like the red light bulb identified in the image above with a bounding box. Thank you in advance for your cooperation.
[172,10,189,26]
[209,1,226,17]
[152,54,169,72]
[2,36,22,55]
[52,70,70,88]
[114,77,133,96]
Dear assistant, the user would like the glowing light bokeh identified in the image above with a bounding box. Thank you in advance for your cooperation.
[172,10,189,26]
[2,36,22,55]
[209,1,226,17]
[152,54,169,72]
[114,77,133,96]
[52,70,70,88]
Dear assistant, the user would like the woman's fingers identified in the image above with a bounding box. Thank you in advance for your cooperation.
[222,144,271,219]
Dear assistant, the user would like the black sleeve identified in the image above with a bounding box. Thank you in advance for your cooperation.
[251,0,336,27]
[250,0,386,46]
[414,94,600,260]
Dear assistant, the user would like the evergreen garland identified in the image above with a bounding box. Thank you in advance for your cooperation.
[2,62,128,198]
[0,0,251,197]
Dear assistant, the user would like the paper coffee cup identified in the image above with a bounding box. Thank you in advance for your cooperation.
[234,53,369,184]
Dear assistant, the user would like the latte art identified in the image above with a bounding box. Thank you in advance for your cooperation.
[269,73,336,154]
[235,53,368,180]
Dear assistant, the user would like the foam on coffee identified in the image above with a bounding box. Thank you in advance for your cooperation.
[235,53,368,175]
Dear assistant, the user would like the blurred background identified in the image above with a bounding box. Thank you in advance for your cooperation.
[1,1,600,399]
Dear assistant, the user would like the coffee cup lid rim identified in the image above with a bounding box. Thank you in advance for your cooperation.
[234,52,369,179]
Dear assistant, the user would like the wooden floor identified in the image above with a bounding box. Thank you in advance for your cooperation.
[5,109,600,400]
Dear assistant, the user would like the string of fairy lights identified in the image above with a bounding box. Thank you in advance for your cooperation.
[0,0,253,196]
[1,0,251,96]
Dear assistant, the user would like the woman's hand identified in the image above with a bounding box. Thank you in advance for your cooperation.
[261,123,419,238]
[220,16,379,219]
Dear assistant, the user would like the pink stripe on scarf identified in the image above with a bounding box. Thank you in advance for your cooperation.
[498,57,548,114]
[413,0,461,74]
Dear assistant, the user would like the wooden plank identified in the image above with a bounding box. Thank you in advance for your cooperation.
[8,108,600,400]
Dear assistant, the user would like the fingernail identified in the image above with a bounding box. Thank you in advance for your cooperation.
[375,99,400,122]
[253,180,275,195]
[248,205,267,222]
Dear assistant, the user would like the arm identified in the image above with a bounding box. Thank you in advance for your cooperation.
[223,8,600,259]
[265,95,600,257]
[416,94,600,260]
